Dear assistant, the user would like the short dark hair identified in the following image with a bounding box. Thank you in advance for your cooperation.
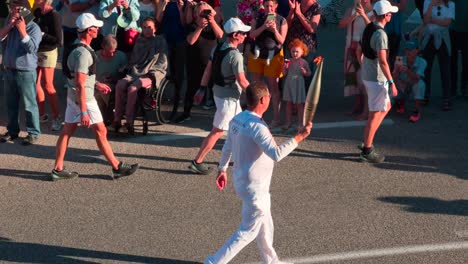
[246,81,269,107]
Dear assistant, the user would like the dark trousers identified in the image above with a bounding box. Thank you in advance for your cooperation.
[169,41,187,114]
[422,39,451,100]
[184,47,207,114]
[388,33,401,73]
[450,29,468,96]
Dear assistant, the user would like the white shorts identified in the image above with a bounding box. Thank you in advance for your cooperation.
[363,80,390,112]
[213,96,242,131]
[64,98,103,125]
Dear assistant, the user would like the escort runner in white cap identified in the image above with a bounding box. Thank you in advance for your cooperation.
[358,0,398,163]
[51,13,139,181]
[189,17,251,175]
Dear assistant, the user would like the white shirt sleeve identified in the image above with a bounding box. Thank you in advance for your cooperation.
[251,122,298,162]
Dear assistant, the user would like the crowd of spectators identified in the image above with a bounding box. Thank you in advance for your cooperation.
[0,0,465,146]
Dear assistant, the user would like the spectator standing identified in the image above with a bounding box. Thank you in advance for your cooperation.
[421,0,454,110]
[248,0,288,128]
[113,17,168,134]
[205,82,312,264]
[384,0,407,72]
[189,18,250,175]
[449,0,468,99]
[156,0,186,121]
[99,0,140,52]
[185,0,224,110]
[34,0,63,131]
[174,1,223,123]
[52,13,139,181]
[285,0,321,85]
[359,0,398,163]
[0,0,42,145]
[339,0,372,120]
[95,34,128,125]
[392,39,427,122]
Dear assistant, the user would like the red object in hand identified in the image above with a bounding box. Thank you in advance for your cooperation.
[216,173,227,190]
[284,59,290,67]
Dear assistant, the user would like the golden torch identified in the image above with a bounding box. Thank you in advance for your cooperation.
[303,56,324,126]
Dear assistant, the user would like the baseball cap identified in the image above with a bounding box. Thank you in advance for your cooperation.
[76,13,104,32]
[405,39,419,50]
[224,17,251,34]
[373,0,399,16]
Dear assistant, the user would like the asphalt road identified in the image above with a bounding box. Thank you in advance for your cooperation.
[1,1,468,263]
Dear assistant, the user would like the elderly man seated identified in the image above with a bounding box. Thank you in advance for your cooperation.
[113,17,168,134]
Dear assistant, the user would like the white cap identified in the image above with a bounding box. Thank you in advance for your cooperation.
[76,13,104,32]
[373,0,398,16]
[223,17,251,34]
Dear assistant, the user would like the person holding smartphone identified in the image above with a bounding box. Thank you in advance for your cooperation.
[248,0,288,128]
[392,39,427,123]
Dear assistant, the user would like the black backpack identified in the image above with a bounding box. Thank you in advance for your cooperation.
[361,22,384,60]
[62,43,97,79]
[212,43,235,87]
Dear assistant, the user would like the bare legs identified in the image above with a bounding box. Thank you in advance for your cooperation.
[363,101,391,148]
[195,127,224,163]
[36,67,60,119]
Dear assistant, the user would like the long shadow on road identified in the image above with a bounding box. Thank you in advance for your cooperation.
[378,197,468,217]
[0,237,201,264]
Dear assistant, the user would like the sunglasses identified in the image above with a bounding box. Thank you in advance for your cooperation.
[236,31,248,36]
[437,6,441,16]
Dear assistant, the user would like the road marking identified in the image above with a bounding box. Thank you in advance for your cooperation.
[246,241,468,264]
[128,119,394,143]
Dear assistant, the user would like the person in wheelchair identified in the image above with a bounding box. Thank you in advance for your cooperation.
[95,34,128,126]
[113,17,168,135]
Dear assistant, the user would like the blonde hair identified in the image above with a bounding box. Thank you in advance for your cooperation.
[194,1,215,18]
[288,38,309,57]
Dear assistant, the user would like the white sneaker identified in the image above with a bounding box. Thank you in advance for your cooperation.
[51,116,63,131]
[39,114,49,123]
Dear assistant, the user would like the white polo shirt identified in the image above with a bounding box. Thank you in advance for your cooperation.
[219,111,298,196]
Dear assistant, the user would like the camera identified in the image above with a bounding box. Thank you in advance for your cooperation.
[200,9,211,19]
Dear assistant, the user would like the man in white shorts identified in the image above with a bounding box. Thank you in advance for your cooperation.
[359,0,398,163]
[205,82,312,264]
[51,13,139,181]
[189,17,250,175]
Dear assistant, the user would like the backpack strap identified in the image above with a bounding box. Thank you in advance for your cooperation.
[212,43,235,87]
[361,23,384,60]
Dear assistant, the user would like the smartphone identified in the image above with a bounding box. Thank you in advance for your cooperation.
[200,9,211,19]
[395,56,403,66]
[266,13,275,21]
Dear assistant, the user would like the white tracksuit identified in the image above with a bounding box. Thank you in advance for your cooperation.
[205,111,298,264]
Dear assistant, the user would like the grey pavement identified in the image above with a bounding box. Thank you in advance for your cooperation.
[1,1,468,264]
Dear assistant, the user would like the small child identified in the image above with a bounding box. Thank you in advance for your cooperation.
[392,38,427,122]
[282,38,311,130]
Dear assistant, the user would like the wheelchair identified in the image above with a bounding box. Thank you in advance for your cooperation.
[136,77,176,135]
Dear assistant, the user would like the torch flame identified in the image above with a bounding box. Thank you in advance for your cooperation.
[313,56,323,65]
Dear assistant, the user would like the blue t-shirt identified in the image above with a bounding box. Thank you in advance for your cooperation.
[161,2,186,45]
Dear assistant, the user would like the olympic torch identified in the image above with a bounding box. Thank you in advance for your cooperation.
[303,56,324,126]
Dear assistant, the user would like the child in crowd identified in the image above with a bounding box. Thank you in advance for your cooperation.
[392,38,427,123]
[282,38,311,130]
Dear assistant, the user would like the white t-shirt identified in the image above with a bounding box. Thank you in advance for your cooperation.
[423,0,455,31]
[218,111,298,196]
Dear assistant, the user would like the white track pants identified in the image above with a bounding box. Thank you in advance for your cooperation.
[205,193,280,264]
